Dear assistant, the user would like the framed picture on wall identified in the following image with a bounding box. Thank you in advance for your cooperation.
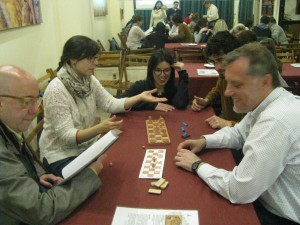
[0,0,42,31]
[93,0,107,17]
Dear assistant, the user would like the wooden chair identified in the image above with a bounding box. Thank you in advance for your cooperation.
[97,50,129,95]
[97,39,106,51]
[117,32,128,49]
[122,50,151,85]
[174,48,205,63]
[127,48,154,55]
[276,50,295,63]
[25,68,56,169]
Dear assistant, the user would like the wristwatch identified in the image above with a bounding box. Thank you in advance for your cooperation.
[192,160,203,174]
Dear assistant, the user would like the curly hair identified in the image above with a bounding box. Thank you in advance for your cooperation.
[204,31,241,58]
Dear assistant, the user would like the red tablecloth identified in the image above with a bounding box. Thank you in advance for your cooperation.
[59,108,260,225]
[178,63,300,103]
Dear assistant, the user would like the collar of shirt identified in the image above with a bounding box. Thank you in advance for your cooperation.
[6,125,23,144]
[248,87,284,119]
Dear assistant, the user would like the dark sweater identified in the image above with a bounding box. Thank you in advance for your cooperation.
[118,70,189,110]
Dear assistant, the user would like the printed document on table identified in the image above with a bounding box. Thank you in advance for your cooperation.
[111,206,199,225]
[197,69,219,76]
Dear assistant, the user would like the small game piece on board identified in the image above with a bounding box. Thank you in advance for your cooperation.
[182,132,190,139]
[180,127,185,132]
[139,149,166,179]
[182,121,188,126]
[146,116,171,145]
[109,162,113,167]
[154,178,166,188]
[160,181,169,189]
[152,156,157,162]
[148,188,162,195]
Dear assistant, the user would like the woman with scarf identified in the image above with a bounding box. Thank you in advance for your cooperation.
[39,35,167,177]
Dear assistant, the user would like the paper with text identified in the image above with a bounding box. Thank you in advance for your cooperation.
[112,206,199,225]
[197,69,219,76]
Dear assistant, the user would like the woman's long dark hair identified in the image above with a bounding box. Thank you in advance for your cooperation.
[146,50,176,99]
[57,35,100,71]
[153,1,163,10]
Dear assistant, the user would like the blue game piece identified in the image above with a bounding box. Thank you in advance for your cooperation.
[181,127,185,132]
[182,132,190,138]
[182,121,188,126]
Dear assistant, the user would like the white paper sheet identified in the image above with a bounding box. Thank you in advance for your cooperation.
[112,206,199,225]
[291,63,300,68]
[60,129,122,184]
[197,69,219,76]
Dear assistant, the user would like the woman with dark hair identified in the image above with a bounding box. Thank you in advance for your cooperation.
[194,18,209,43]
[40,35,166,176]
[169,14,194,43]
[126,15,146,49]
[146,22,168,49]
[149,1,167,28]
[118,49,189,111]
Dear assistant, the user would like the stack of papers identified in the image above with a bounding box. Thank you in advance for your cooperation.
[112,207,199,225]
[197,69,219,76]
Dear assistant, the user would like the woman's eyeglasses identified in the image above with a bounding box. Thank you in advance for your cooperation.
[153,68,171,75]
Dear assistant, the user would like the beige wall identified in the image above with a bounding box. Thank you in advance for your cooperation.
[0,0,135,78]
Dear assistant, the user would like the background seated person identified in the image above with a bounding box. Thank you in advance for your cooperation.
[146,22,169,49]
[212,19,228,36]
[168,14,194,43]
[126,15,146,50]
[188,13,200,33]
[252,16,272,41]
[118,50,189,111]
[194,18,209,43]
[40,36,166,177]
[0,65,106,225]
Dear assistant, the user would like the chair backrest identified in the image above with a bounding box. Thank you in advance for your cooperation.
[121,50,151,89]
[174,48,205,63]
[97,50,128,95]
[276,50,295,63]
[25,68,56,170]
[97,39,106,51]
[127,48,155,55]
[117,32,128,49]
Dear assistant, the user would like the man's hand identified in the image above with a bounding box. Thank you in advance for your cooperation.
[139,89,168,103]
[40,174,64,188]
[89,154,107,175]
[177,137,206,154]
[155,103,175,112]
[191,96,209,111]
[205,115,232,129]
[175,149,202,172]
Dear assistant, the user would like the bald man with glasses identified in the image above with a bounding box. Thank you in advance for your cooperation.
[0,65,106,225]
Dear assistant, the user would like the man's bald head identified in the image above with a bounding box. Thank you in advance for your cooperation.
[0,65,37,95]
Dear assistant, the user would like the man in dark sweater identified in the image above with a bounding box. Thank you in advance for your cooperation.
[252,16,272,41]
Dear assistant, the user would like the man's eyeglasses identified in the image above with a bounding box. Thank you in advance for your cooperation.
[153,68,171,75]
[0,95,42,108]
